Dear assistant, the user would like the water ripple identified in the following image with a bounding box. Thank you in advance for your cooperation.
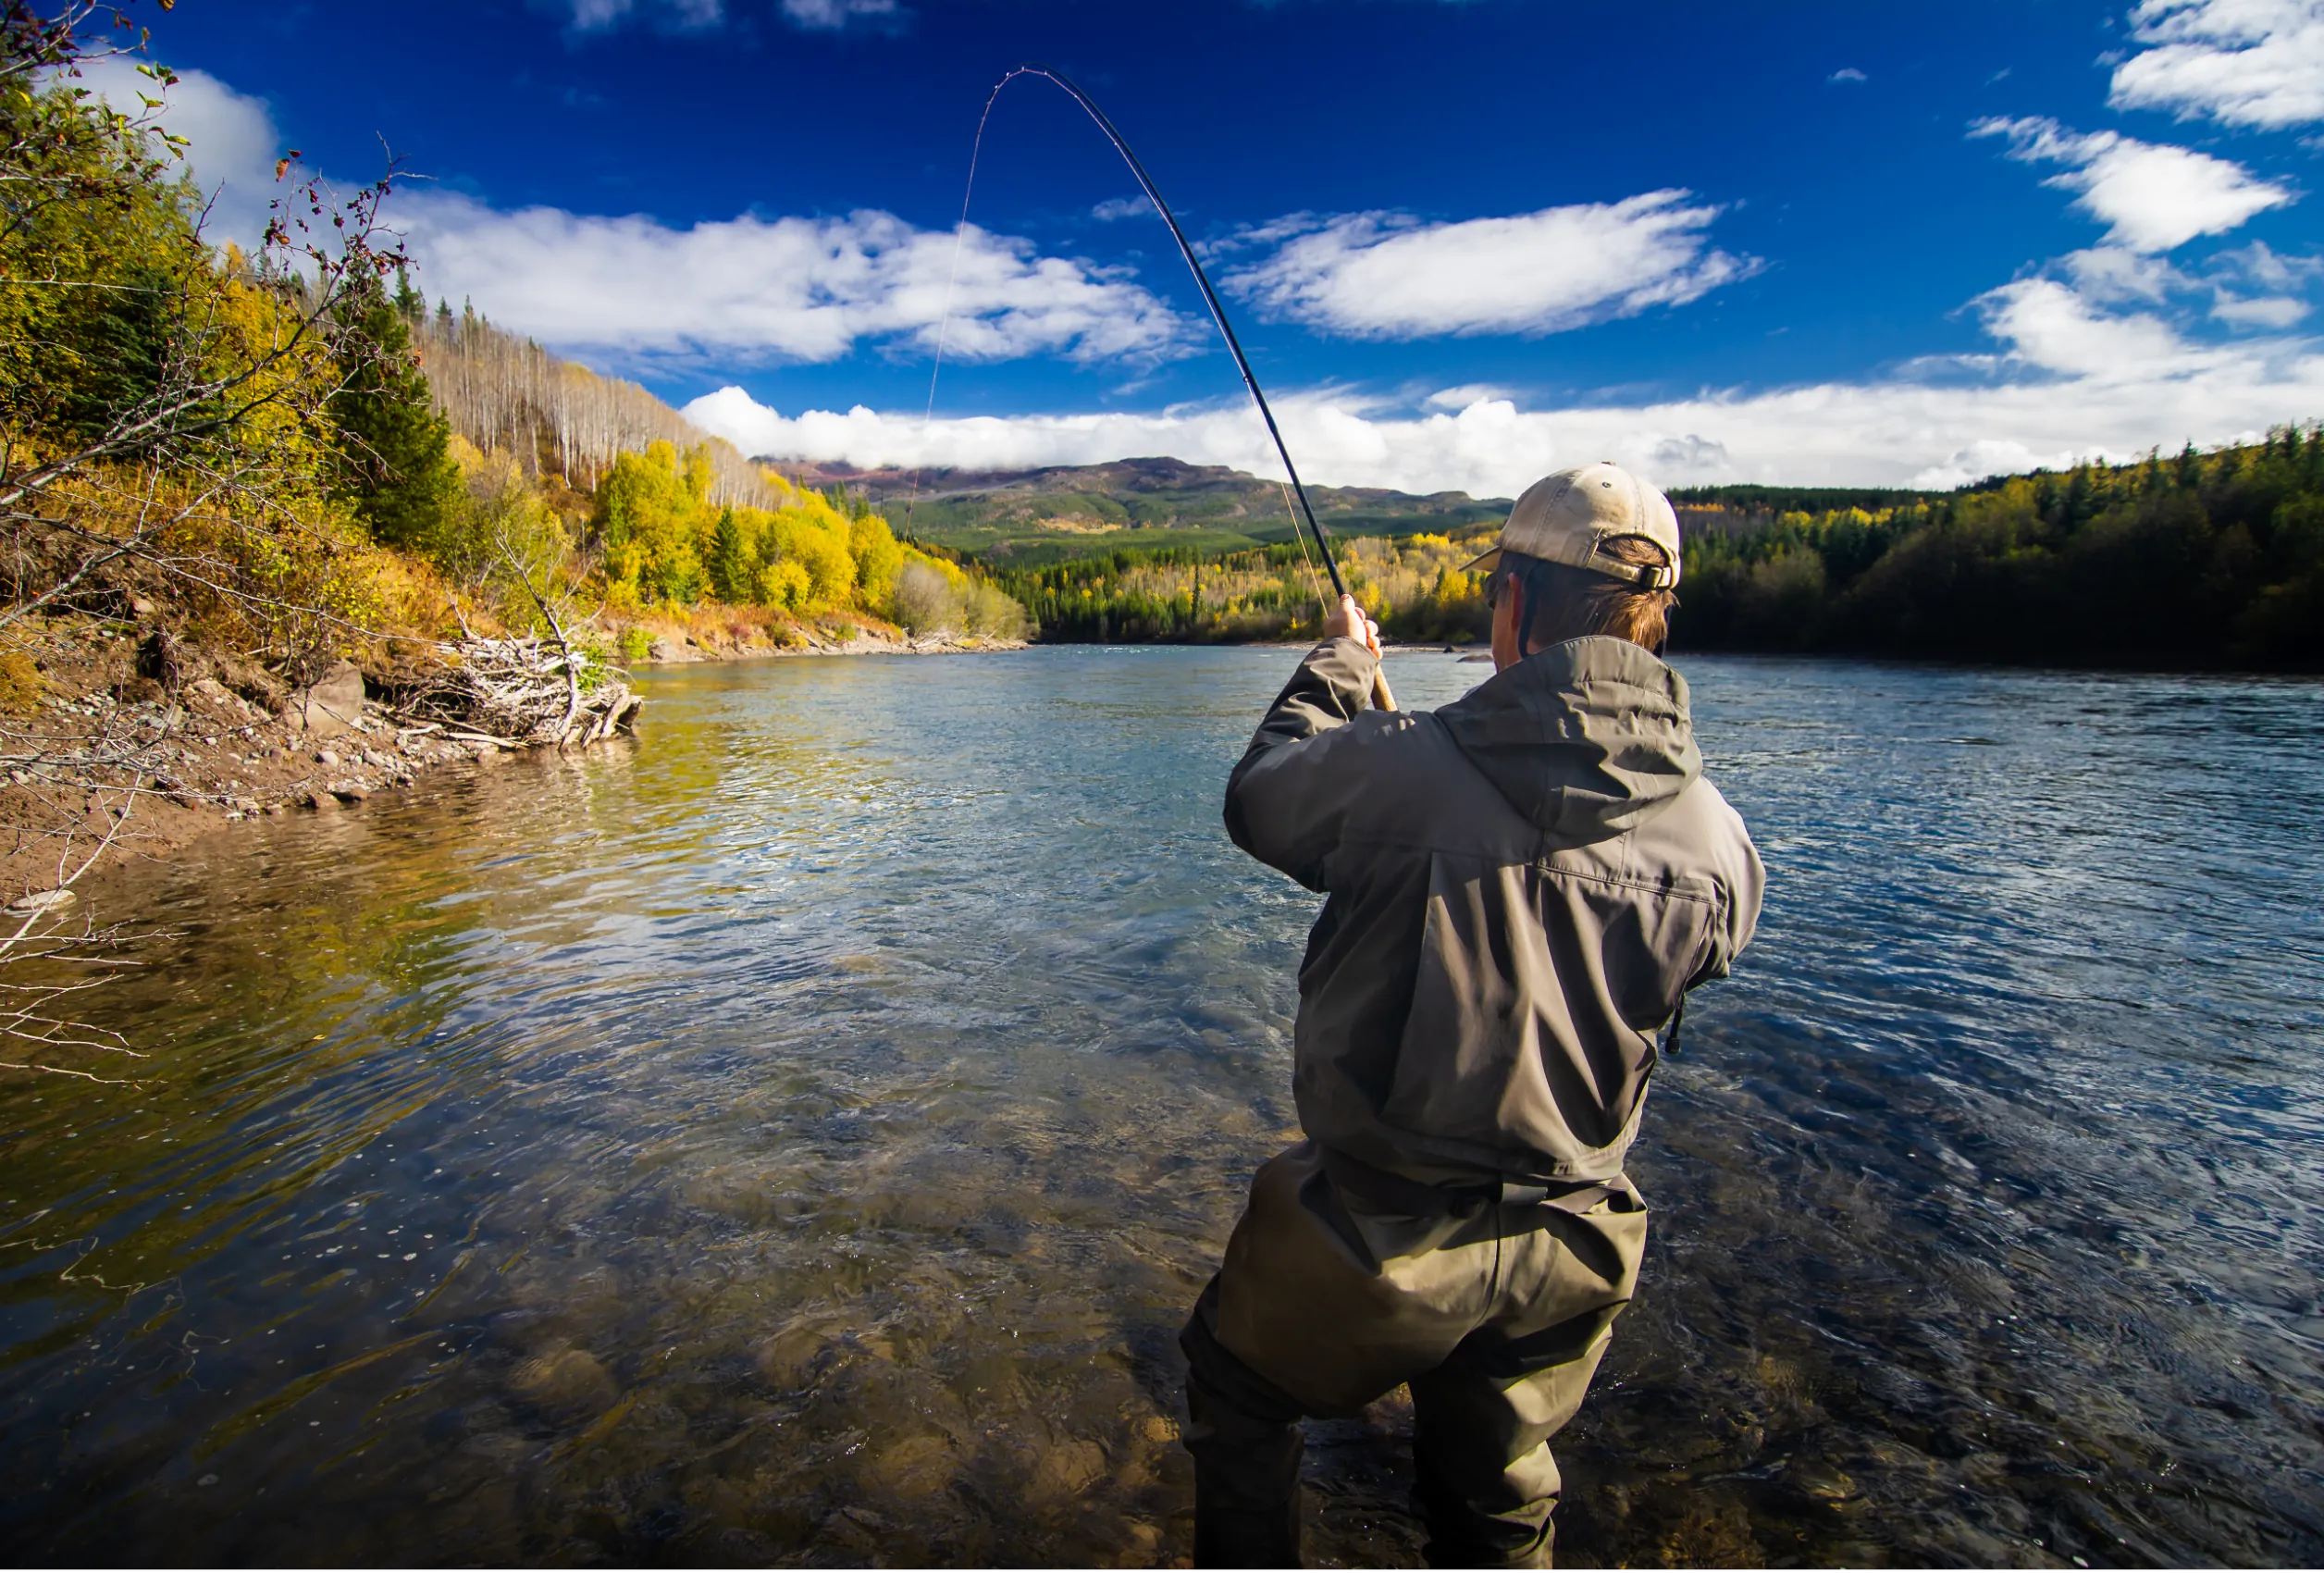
[0,649,2317,1566]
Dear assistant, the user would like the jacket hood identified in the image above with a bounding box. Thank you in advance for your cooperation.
[1437,637,1701,843]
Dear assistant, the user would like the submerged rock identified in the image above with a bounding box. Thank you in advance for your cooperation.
[510,1347,618,1415]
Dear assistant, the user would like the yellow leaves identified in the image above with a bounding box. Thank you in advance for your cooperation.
[754,558,813,611]
[588,442,908,619]
[849,512,905,604]
[682,443,716,503]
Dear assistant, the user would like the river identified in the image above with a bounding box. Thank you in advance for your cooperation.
[2,647,2319,1567]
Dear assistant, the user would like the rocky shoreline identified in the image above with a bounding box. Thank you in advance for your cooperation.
[627,624,1030,663]
[0,616,1029,898]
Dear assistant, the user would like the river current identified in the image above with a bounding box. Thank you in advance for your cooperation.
[2,647,2319,1567]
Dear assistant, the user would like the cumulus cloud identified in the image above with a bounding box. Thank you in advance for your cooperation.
[562,0,897,30]
[1091,195,1155,223]
[1829,67,1868,82]
[682,281,2324,495]
[2212,294,2310,326]
[1972,277,2186,375]
[777,0,900,28]
[2214,238,2324,292]
[73,55,1194,369]
[1972,116,2295,251]
[2053,241,2320,330]
[392,193,1196,366]
[2108,0,2324,129]
[1218,192,1759,340]
[568,0,721,28]
[2061,244,2193,303]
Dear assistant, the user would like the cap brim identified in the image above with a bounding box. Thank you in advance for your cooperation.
[1457,546,1502,575]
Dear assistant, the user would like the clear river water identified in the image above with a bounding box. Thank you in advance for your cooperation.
[2,647,2321,1567]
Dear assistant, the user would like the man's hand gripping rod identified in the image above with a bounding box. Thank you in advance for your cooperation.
[985,65,1397,712]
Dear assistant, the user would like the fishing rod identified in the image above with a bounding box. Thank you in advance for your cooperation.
[950,64,1396,712]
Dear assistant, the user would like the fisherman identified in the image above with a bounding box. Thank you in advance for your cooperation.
[1180,461,1765,1568]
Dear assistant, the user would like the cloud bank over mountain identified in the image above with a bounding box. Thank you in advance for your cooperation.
[684,318,2324,496]
[81,20,2324,497]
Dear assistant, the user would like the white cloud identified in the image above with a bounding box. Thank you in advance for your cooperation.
[1219,192,1759,340]
[1829,67,1868,82]
[568,0,723,28]
[1423,383,1512,410]
[71,58,283,245]
[2213,294,2310,326]
[78,56,1193,367]
[1091,195,1155,223]
[1972,116,2295,251]
[2212,238,2324,291]
[2061,244,2192,303]
[2109,0,2324,129]
[563,0,897,28]
[393,193,1196,365]
[682,286,2324,495]
[2056,240,2322,331]
[778,0,899,27]
[1973,277,2186,374]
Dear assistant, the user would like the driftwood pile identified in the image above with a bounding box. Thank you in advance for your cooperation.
[401,635,642,748]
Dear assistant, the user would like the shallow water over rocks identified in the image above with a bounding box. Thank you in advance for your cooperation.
[2,647,2319,1566]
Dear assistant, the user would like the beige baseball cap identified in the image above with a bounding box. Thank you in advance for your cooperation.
[1460,461,1682,589]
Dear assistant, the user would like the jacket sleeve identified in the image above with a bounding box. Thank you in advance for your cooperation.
[1223,638,1380,890]
[1691,806,1767,987]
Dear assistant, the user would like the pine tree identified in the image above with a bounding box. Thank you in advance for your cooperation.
[392,262,424,324]
[707,506,752,601]
[328,272,458,551]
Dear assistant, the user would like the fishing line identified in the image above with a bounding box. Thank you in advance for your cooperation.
[1276,479,1329,615]
[900,74,1000,539]
[911,62,1395,707]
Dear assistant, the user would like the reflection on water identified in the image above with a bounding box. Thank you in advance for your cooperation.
[1,648,2319,1566]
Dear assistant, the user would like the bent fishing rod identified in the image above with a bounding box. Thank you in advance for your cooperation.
[954,64,1397,712]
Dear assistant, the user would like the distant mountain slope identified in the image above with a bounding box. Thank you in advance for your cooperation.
[770,455,1511,562]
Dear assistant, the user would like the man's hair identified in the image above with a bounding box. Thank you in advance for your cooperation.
[1500,536,1676,652]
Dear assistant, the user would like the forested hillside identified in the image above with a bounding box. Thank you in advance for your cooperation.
[794,455,1508,561]
[987,531,1494,644]
[971,433,2324,670]
[414,300,782,511]
[1677,435,2324,668]
[394,297,1022,639]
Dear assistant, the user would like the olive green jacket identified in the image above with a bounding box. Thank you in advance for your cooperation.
[1226,636,1763,1192]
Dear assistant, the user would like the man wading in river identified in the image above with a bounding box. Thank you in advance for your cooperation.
[1181,461,1765,1567]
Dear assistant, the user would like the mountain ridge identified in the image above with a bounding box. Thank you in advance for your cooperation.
[760,454,1513,561]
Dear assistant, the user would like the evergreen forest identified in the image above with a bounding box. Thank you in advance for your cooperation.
[979,434,2324,671]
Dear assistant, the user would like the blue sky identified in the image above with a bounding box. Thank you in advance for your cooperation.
[99,0,2324,492]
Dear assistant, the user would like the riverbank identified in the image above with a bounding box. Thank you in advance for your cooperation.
[0,613,550,898]
[0,612,1030,898]
[624,617,1028,663]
